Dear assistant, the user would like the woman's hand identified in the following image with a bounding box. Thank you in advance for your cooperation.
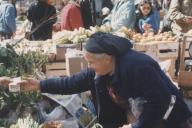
[143,23,151,31]
[0,76,11,87]
[19,78,40,92]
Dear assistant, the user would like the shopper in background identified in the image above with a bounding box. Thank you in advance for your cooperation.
[135,0,160,34]
[27,0,57,40]
[54,0,83,31]
[78,0,93,29]
[80,0,113,28]
[92,0,113,25]
[2,32,192,128]
[0,0,16,40]
[167,0,192,35]
[102,0,136,31]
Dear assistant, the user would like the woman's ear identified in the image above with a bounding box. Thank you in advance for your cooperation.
[105,55,114,64]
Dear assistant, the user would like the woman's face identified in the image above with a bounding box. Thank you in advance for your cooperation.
[84,52,114,76]
[140,3,151,16]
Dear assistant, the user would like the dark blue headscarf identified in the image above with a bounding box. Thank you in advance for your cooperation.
[85,32,133,56]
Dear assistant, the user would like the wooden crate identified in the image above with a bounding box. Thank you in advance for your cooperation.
[157,42,178,58]
[134,41,190,58]
[46,62,66,70]
[178,36,192,98]
[56,43,81,61]
[46,62,66,77]
[179,71,192,87]
[46,69,67,77]
[134,42,157,55]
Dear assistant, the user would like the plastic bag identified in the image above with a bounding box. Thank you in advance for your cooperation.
[128,97,147,119]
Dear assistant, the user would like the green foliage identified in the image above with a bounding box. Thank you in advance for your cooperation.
[0,86,42,127]
[0,44,48,77]
[0,44,18,69]
[0,44,48,127]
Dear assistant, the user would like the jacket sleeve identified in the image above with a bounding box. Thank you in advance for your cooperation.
[111,0,136,30]
[102,14,112,25]
[168,0,187,21]
[138,19,144,33]
[40,68,95,95]
[131,66,170,128]
[146,9,160,33]
[5,5,16,33]
[152,9,160,33]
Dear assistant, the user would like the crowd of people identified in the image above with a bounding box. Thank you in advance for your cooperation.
[0,0,191,41]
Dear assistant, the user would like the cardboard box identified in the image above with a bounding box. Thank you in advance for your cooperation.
[56,44,81,61]
[65,55,88,76]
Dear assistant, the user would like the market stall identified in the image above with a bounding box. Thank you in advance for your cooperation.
[1,24,191,128]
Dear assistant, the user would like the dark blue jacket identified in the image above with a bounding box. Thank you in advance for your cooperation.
[40,49,191,128]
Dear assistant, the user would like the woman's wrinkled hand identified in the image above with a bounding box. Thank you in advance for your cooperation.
[0,76,11,87]
[18,78,40,92]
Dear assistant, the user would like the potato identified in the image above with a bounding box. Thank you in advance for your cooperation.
[155,36,162,41]
[148,32,154,36]
[142,32,148,37]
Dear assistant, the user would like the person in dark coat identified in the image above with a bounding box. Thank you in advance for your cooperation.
[2,32,192,128]
[80,0,113,28]
[26,0,57,40]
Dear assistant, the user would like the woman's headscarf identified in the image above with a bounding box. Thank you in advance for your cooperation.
[85,32,133,56]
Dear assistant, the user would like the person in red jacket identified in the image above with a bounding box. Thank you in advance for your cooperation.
[54,0,83,31]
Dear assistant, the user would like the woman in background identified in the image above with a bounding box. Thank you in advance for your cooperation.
[136,0,160,34]
[54,0,83,31]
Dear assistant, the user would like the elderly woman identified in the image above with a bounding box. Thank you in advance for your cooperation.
[1,32,192,128]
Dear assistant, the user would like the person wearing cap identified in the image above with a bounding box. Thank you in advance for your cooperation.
[1,32,192,128]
